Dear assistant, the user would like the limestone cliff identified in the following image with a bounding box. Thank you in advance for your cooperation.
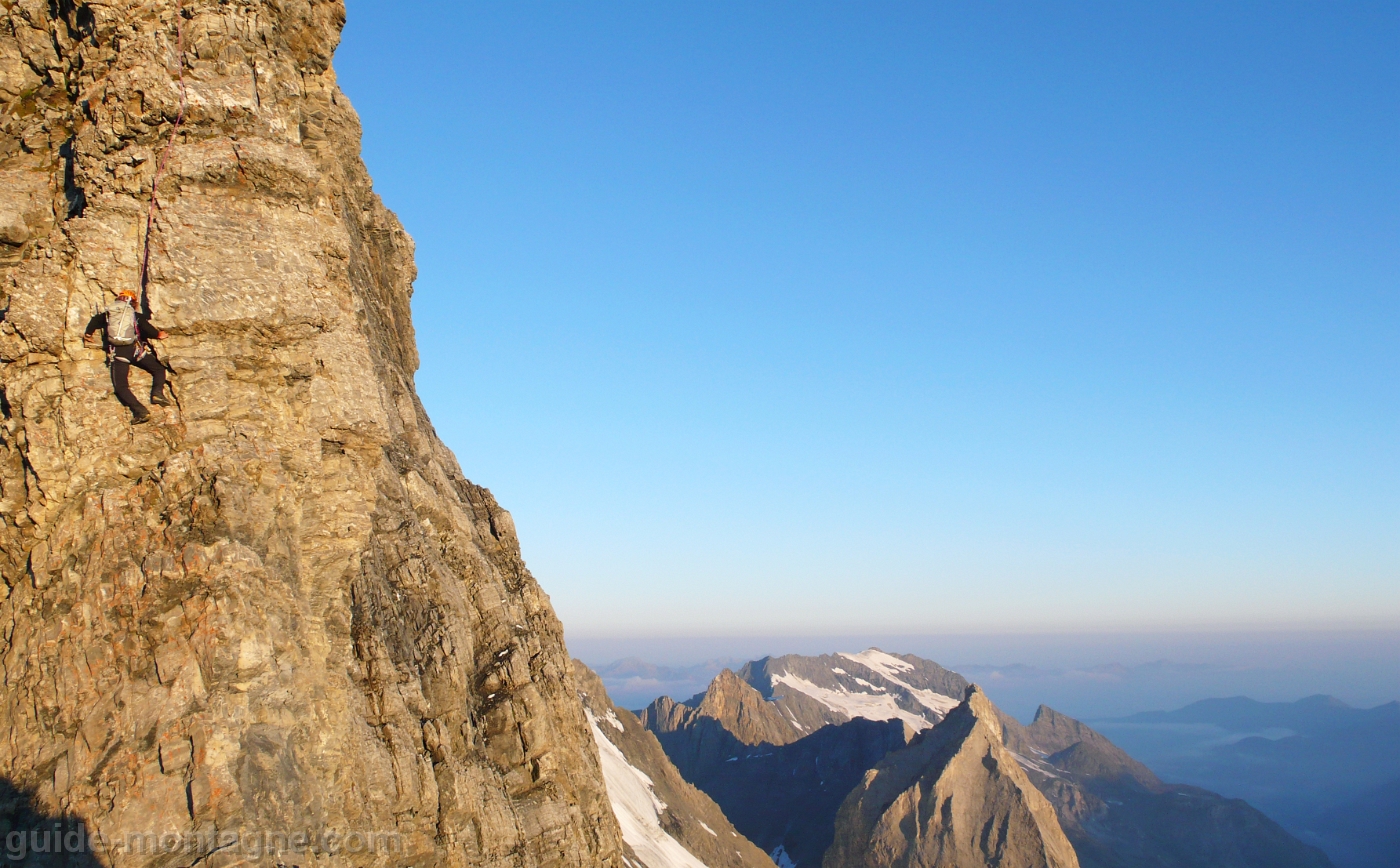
[0,1,626,865]
[823,685,1079,868]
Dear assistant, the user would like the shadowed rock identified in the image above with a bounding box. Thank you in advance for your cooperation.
[641,669,911,868]
[641,669,803,782]
[0,778,103,867]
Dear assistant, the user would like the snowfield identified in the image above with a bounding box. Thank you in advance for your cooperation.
[839,650,961,717]
[840,649,915,677]
[587,710,712,868]
[773,672,935,731]
[766,650,963,733]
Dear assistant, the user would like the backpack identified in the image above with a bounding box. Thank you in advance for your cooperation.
[106,301,138,346]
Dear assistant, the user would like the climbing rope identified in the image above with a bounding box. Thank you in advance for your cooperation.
[137,0,187,293]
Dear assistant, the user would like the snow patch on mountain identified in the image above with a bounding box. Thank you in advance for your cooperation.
[899,684,960,718]
[840,650,961,718]
[841,649,915,677]
[772,672,936,731]
[588,710,712,868]
[1011,750,1061,779]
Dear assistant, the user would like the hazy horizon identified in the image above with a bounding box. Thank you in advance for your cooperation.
[567,626,1400,719]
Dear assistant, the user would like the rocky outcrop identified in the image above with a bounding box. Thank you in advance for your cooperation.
[824,685,1079,868]
[643,669,799,749]
[575,664,773,868]
[640,669,800,790]
[0,2,624,866]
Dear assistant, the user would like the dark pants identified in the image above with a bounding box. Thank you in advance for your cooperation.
[110,345,167,416]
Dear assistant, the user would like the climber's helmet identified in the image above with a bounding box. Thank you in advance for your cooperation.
[116,289,138,305]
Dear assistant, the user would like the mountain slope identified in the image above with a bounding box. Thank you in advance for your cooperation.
[641,668,804,783]
[0,3,623,865]
[1313,777,1400,868]
[638,666,912,866]
[825,685,1080,868]
[576,665,773,868]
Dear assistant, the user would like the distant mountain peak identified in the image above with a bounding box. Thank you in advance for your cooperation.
[640,668,801,750]
[734,650,970,737]
[1296,694,1352,708]
[696,670,801,747]
[825,684,1080,868]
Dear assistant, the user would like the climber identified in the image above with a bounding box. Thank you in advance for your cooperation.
[83,289,171,424]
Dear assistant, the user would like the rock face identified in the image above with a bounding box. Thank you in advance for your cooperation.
[0,2,625,866]
[575,664,773,868]
[824,685,1079,868]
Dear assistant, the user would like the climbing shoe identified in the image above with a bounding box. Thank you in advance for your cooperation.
[132,410,151,425]
[150,393,171,407]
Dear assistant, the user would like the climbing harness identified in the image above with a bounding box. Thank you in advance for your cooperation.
[137,0,188,293]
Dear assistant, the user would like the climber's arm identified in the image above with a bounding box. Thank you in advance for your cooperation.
[83,313,105,347]
[137,317,168,340]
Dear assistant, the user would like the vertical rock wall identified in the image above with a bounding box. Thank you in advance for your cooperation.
[0,1,625,865]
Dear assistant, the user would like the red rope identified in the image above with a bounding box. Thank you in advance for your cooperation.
[138,0,187,292]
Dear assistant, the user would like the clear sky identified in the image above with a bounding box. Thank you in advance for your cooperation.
[336,2,1399,638]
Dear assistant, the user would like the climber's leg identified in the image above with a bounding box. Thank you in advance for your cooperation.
[135,353,168,403]
[109,348,149,421]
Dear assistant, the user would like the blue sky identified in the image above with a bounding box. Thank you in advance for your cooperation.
[336,2,1399,637]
